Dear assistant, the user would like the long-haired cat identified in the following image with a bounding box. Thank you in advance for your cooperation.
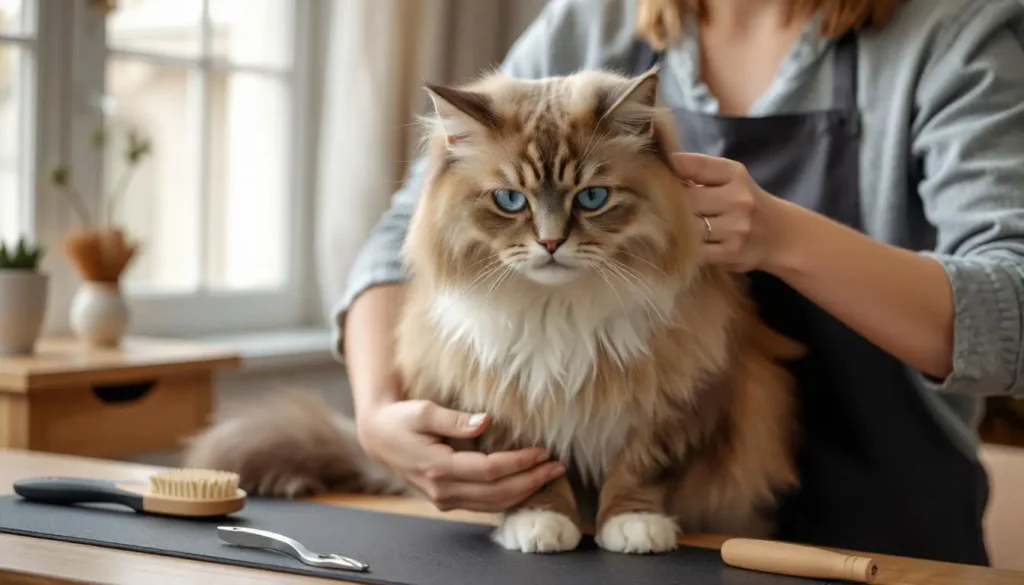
[183,67,802,555]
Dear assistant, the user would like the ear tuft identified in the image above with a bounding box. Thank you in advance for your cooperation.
[597,67,660,137]
[424,83,499,146]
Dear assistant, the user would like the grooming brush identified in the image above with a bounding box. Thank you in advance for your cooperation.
[721,538,878,583]
[12,468,246,517]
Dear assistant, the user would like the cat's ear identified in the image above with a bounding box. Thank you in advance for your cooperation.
[597,66,660,137]
[424,83,499,146]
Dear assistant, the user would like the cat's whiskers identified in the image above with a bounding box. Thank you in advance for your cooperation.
[575,246,663,327]
[487,264,517,296]
[599,259,657,327]
[616,249,668,277]
[465,253,502,271]
[584,260,634,370]
[609,258,674,324]
[605,256,670,307]
[459,249,531,299]
[574,251,627,312]
[600,258,668,326]
[590,262,627,313]
[577,245,662,322]
[459,259,507,298]
[609,257,661,298]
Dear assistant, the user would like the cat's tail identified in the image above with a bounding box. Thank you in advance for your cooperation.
[181,390,409,498]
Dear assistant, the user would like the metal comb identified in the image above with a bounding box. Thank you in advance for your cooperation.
[217,526,370,572]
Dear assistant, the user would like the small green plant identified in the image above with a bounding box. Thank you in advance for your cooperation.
[0,236,45,271]
[49,124,153,228]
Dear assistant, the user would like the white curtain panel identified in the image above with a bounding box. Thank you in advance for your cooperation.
[313,0,546,323]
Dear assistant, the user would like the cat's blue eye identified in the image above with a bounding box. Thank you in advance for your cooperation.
[573,187,610,211]
[493,189,528,212]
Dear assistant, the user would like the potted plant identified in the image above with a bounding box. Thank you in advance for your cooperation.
[49,122,151,348]
[0,236,48,356]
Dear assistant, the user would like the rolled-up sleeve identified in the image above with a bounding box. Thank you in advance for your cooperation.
[911,1,1024,396]
[329,156,425,361]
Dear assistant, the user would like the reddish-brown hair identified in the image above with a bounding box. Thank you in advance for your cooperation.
[637,0,902,50]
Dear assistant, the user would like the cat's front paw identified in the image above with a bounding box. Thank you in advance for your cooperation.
[596,512,678,554]
[492,509,582,553]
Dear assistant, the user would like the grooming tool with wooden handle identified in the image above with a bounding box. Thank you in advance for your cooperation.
[12,469,246,517]
[217,526,370,572]
[721,538,878,583]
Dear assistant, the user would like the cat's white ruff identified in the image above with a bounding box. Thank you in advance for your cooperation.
[429,279,676,482]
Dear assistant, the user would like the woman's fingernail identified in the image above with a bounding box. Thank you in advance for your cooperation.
[536,452,551,464]
[467,413,486,427]
[550,463,566,478]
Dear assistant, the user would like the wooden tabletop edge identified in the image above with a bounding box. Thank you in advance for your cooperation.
[0,356,243,392]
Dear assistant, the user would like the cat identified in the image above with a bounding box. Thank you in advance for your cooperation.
[183,66,803,555]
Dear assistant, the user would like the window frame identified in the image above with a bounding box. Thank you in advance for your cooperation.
[49,0,319,337]
[0,16,31,244]
[0,1,82,335]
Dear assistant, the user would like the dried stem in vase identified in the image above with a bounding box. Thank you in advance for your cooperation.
[63,228,138,285]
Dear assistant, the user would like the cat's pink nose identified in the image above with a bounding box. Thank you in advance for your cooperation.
[538,238,566,253]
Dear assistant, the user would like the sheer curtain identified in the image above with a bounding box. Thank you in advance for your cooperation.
[314,0,546,322]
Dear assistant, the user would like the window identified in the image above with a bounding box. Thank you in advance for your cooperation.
[0,0,33,246]
[4,0,316,337]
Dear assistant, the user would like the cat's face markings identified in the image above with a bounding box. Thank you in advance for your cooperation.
[482,137,649,286]
[422,66,671,288]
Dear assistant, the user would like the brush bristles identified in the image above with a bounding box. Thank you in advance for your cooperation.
[149,468,241,500]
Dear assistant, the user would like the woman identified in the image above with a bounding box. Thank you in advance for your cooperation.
[336,0,1024,565]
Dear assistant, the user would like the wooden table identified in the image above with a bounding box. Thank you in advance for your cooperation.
[0,337,239,458]
[0,449,1020,584]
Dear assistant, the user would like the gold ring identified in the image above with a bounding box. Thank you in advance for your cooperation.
[700,214,712,243]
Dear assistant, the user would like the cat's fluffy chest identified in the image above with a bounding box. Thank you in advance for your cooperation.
[428,285,676,480]
[429,287,672,402]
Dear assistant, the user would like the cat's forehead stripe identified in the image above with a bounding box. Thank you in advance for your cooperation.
[475,76,632,192]
[510,130,600,193]
[514,162,528,187]
[523,141,544,187]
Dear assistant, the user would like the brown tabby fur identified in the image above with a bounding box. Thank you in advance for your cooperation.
[184,67,803,553]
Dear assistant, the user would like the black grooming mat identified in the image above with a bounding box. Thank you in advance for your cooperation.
[0,495,834,585]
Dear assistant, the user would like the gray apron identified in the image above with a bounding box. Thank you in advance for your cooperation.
[630,33,990,565]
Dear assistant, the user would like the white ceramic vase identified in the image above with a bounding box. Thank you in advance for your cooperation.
[0,270,49,356]
[69,281,129,348]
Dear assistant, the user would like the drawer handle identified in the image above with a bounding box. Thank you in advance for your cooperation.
[91,381,158,404]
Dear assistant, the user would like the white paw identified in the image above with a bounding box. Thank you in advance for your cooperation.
[492,509,582,553]
[596,512,678,554]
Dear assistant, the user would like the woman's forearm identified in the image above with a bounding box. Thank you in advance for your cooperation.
[342,283,407,420]
[764,199,955,379]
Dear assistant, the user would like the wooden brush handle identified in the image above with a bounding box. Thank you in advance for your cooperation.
[721,538,878,583]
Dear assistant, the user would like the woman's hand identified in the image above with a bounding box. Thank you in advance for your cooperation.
[670,153,958,379]
[356,399,566,513]
[672,152,794,272]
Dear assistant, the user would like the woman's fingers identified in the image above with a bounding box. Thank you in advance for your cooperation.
[406,400,491,439]
[700,241,743,265]
[686,185,733,216]
[672,152,740,186]
[692,213,750,245]
[408,443,561,512]
[432,461,567,513]
[687,183,753,214]
[447,448,551,483]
